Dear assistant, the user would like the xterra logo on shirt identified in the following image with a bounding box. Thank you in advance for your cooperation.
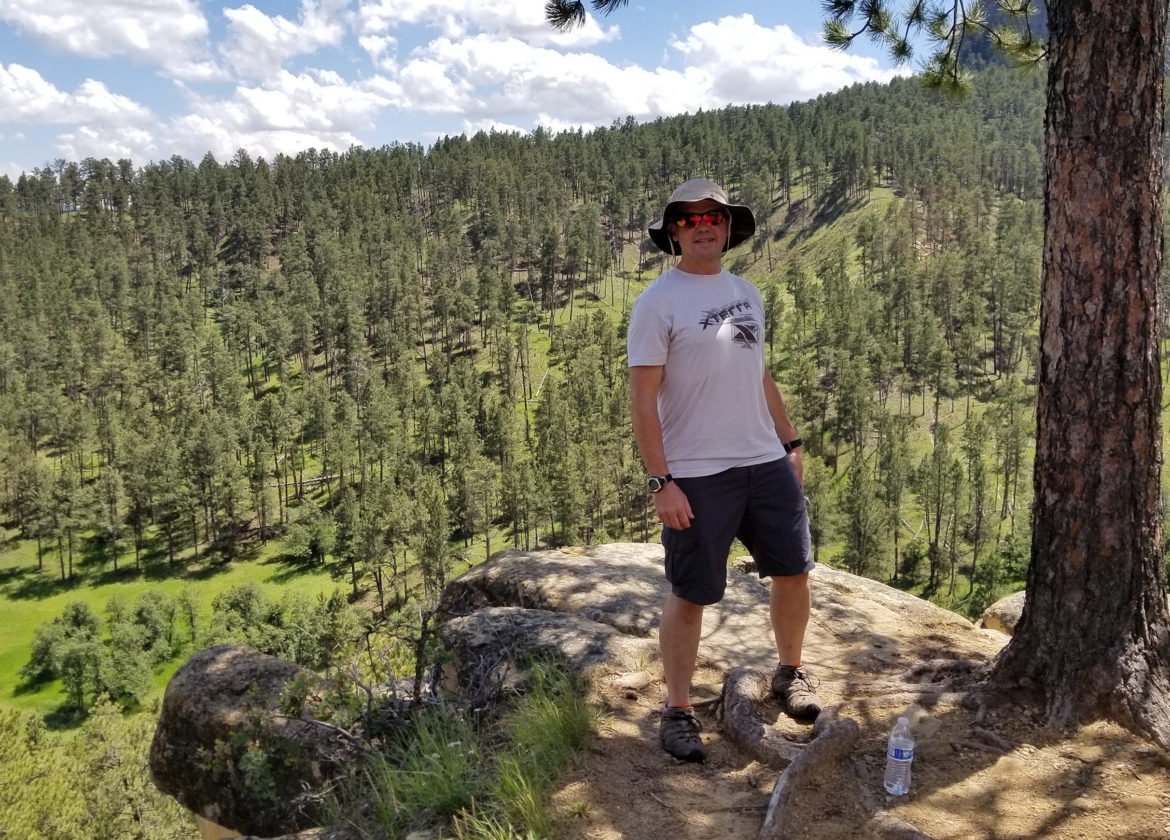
[699,299,759,349]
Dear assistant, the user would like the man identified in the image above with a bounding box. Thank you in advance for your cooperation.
[628,178,820,763]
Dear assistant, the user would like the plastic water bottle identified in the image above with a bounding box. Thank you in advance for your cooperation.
[884,717,914,795]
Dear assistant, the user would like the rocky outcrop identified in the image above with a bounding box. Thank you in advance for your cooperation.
[440,544,1004,698]
[438,606,659,709]
[149,645,359,838]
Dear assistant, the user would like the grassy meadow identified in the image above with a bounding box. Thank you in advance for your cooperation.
[0,524,344,718]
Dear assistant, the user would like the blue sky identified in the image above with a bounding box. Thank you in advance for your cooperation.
[0,0,910,180]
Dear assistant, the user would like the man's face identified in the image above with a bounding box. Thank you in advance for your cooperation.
[669,199,729,258]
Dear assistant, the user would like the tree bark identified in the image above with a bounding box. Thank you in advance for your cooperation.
[992,0,1170,746]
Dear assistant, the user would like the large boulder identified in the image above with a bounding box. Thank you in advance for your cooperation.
[981,590,1027,635]
[149,645,357,838]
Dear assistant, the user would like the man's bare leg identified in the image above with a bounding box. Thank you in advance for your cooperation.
[660,592,704,707]
[770,571,811,664]
[769,571,821,717]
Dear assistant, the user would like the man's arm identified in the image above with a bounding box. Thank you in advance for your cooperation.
[630,365,693,530]
[763,372,803,485]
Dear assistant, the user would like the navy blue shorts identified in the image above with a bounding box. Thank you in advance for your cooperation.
[662,458,814,606]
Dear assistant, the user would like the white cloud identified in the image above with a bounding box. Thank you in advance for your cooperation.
[356,0,617,47]
[56,123,159,166]
[670,15,906,103]
[359,34,398,70]
[363,74,408,106]
[533,114,597,136]
[0,63,68,120]
[401,35,687,121]
[0,64,151,124]
[221,0,348,81]
[73,79,154,121]
[5,63,396,168]
[154,68,391,164]
[376,14,905,136]
[0,65,159,167]
[460,117,526,137]
[234,69,387,131]
[396,55,474,111]
[0,0,219,80]
[166,113,361,164]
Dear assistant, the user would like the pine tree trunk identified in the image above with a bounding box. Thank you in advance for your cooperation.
[992,0,1170,747]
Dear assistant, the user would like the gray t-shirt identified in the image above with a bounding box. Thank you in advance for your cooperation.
[627,267,786,478]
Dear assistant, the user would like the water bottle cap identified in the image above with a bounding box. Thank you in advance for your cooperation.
[897,717,909,724]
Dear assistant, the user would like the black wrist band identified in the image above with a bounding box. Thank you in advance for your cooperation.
[783,437,804,453]
[647,473,674,493]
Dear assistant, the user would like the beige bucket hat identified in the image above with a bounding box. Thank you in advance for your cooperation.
[648,178,756,255]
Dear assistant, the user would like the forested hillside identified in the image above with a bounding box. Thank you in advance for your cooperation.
[0,63,1054,699]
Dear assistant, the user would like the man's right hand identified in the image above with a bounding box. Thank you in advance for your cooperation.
[653,481,694,530]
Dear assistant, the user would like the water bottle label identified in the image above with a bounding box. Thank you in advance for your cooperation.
[891,747,913,760]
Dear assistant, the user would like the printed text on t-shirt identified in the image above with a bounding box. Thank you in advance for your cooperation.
[699,298,753,329]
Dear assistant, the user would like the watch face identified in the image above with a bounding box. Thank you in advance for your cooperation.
[647,476,664,493]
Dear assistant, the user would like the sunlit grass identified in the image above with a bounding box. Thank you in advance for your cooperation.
[0,528,341,715]
[356,710,482,836]
[334,660,595,840]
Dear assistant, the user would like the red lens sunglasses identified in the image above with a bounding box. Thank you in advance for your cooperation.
[673,210,728,228]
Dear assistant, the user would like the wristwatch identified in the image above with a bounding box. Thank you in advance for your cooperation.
[783,437,804,453]
[647,474,674,493]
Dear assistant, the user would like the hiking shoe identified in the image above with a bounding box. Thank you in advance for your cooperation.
[659,706,705,762]
[772,665,823,719]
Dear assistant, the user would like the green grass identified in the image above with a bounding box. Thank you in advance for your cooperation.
[332,660,594,840]
[0,527,342,716]
[359,708,483,836]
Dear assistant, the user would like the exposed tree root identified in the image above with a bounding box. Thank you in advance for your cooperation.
[720,667,806,769]
[755,717,860,839]
[968,725,1013,752]
[899,657,983,683]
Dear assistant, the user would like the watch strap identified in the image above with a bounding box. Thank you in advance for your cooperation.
[647,473,674,492]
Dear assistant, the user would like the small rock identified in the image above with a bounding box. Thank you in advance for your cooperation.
[993,755,1027,773]
[613,671,654,690]
[1121,795,1163,810]
[731,555,756,574]
[1069,796,1097,812]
